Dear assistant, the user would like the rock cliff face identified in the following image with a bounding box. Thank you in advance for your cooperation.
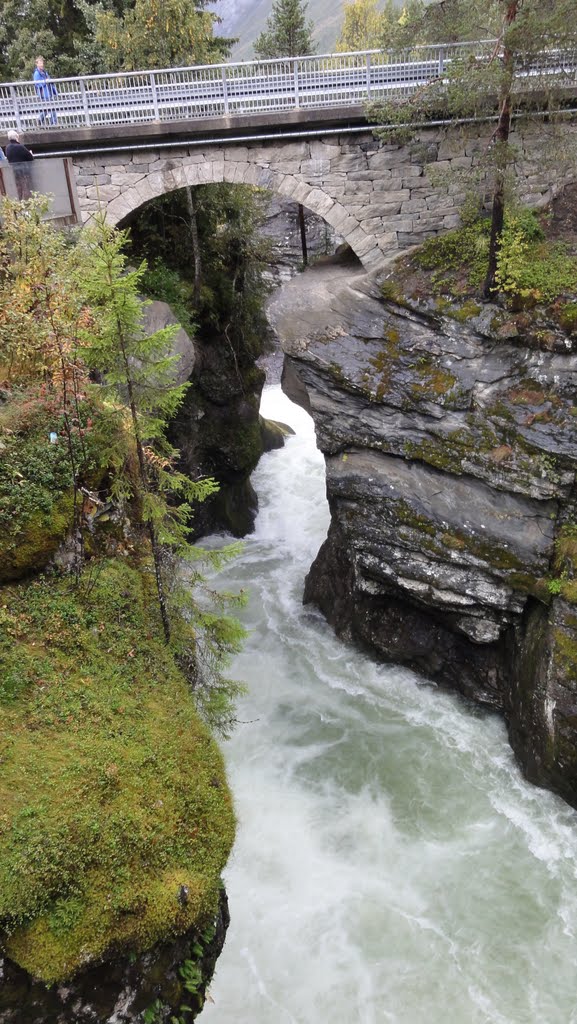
[141,299,286,538]
[270,262,577,807]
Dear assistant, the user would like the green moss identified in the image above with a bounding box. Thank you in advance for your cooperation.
[0,561,235,984]
[0,490,74,583]
[553,628,577,673]
[380,279,404,304]
[448,300,483,323]
[0,390,123,582]
[408,359,459,404]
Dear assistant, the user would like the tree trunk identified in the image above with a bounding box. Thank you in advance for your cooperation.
[297,202,308,267]
[120,333,172,644]
[185,185,202,305]
[483,1,519,298]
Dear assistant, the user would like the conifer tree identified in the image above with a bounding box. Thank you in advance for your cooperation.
[254,0,315,61]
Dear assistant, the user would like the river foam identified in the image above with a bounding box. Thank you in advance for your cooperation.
[199,386,577,1024]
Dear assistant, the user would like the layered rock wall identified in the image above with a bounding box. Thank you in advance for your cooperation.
[271,263,577,806]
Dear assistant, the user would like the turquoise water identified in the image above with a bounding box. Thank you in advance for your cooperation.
[200,386,577,1024]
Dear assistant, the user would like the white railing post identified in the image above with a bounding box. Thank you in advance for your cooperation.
[80,79,90,126]
[366,52,372,99]
[10,86,22,131]
[293,59,300,109]
[150,72,160,120]
[221,66,229,114]
[438,47,445,75]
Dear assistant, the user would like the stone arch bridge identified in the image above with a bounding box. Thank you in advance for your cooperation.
[68,121,576,272]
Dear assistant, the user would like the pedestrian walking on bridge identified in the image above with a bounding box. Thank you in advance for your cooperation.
[33,56,58,125]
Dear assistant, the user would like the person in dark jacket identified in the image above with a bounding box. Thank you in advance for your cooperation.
[33,56,58,125]
[5,130,34,198]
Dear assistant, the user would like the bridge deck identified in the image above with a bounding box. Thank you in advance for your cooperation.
[2,41,575,156]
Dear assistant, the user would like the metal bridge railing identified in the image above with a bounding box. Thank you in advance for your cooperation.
[1,41,575,134]
[0,41,500,133]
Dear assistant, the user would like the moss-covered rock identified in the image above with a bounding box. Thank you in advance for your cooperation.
[0,560,235,984]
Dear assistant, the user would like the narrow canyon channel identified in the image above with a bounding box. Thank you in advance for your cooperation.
[200,385,577,1024]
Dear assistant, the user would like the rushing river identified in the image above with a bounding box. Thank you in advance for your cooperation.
[200,385,577,1024]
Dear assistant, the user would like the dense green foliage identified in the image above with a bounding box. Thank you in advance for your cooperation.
[94,0,234,72]
[0,0,232,80]
[414,208,577,305]
[129,183,271,359]
[0,560,235,982]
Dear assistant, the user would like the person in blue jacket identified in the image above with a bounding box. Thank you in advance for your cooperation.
[33,56,58,125]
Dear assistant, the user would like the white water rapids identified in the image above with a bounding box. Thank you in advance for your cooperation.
[200,385,577,1024]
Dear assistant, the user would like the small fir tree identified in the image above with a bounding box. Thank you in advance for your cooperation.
[254,0,315,60]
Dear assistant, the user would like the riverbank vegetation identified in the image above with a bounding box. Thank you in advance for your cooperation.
[0,196,243,985]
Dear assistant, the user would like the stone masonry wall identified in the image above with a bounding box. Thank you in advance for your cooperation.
[73,123,577,271]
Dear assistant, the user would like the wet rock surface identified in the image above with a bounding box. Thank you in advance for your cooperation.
[271,260,577,806]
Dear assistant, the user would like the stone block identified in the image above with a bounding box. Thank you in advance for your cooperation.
[300,158,331,177]
[364,201,402,217]
[245,164,274,188]
[210,160,225,182]
[370,189,409,204]
[101,153,129,167]
[147,158,180,172]
[442,214,461,228]
[309,140,341,161]
[413,214,443,229]
[231,161,250,183]
[223,146,249,162]
[131,163,150,173]
[291,182,313,204]
[401,198,427,213]
[183,151,211,163]
[388,216,413,233]
[363,246,388,271]
[398,230,436,246]
[335,154,368,172]
[371,175,396,190]
[426,196,455,211]
[327,207,359,236]
[345,171,376,182]
[302,188,335,217]
[276,175,299,198]
[390,163,423,178]
[360,216,387,233]
[346,227,372,254]
[75,175,94,187]
[368,147,411,168]
[377,232,401,250]
[112,172,145,188]
[344,180,373,194]
[85,184,121,201]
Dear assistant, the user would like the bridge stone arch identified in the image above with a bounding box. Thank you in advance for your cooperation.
[72,124,577,272]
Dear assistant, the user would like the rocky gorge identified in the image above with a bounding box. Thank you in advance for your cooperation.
[269,249,577,808]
